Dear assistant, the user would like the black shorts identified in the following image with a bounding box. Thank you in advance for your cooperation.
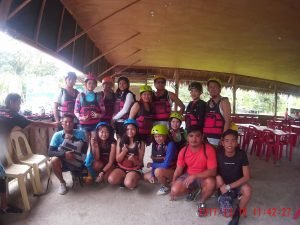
[116,166,143,177]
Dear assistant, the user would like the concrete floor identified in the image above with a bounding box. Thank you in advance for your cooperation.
[1,144,300,225]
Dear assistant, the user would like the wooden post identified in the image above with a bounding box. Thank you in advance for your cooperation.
[232,75,236,114]
[274,83,278,116]
[174,69,179,111]
[0,0,13,24]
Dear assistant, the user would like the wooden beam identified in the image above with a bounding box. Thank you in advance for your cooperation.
[0,0,13,23]
[7,0,31,21]
[57,0,141,52]
[111,59,142,78]
[84,32,140,68]
[57,7,65,49]
[71,23,78,64]
[34,0,46,43]
[98,49,141,78]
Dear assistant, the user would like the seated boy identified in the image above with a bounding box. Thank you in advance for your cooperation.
[48,114,88,195]
[216,129,252,219]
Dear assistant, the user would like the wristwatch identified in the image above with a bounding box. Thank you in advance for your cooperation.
[225,184,231,192]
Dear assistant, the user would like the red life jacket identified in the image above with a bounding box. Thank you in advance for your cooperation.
[113,90,135,120]
[79,92,101,125]
[185,99,206,130]
[58,88,79,118]
[203,98,226,139]
[151,142,176,168]
[99,142,112,164]
[99,91,115,121]
[0,108,13,119]
[118,141,141,170]
[136,102,153,135]
[153,90,171,121]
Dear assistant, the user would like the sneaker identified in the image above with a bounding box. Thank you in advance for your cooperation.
[186,189,201,201]
[156,186,170,195]
[1,206,23,214]
[58,182,68,195]
[197,202,207,217]
[119,183,125,189]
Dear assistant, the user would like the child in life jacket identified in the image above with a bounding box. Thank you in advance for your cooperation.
[108,119,145,190]
[84,122,116,183]
[169,112,186,152]
[144,124,177,195]
[74,73,105,135]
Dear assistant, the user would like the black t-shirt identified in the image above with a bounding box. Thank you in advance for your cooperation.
[217,148,249,184]
[0,108,31,135]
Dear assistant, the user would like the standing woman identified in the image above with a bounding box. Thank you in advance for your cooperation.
[74,73,105,135]
[84,122,116,183]
[129,84,153,146]
[53,72,79,129]
[108,119,145,190]
[99,76,115,124]
[112,76,136,137]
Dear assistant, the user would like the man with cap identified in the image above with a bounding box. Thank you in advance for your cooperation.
[53,72,79,130]
[153,76,185,127]
[98,76,115,124]
[203,78,231,146]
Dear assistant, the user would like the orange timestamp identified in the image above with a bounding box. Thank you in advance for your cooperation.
[198,207,293,217]
[252,207,292,217]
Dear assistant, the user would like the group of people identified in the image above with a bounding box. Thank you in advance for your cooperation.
[48,72,251,221]
[0,72,251,223]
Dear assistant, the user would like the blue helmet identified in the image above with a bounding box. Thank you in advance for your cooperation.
[123,118,138,127]
[95,121,110,130]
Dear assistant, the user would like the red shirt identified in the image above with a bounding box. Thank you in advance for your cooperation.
[177,144,217,175]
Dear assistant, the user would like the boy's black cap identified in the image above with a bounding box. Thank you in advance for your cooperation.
[222,129,238,139]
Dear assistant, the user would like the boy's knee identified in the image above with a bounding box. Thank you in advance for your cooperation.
[241,183,252,198]
[202,177,216,190]
[51,157,61,167]
[154,168,163,178]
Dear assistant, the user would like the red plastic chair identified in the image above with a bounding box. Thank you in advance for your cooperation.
[261,130,276,162]
[278,134,293,161]
[246,126,259,154]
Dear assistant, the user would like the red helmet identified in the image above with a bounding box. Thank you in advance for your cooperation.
[102,76,114,84]
[84,73,97,83]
